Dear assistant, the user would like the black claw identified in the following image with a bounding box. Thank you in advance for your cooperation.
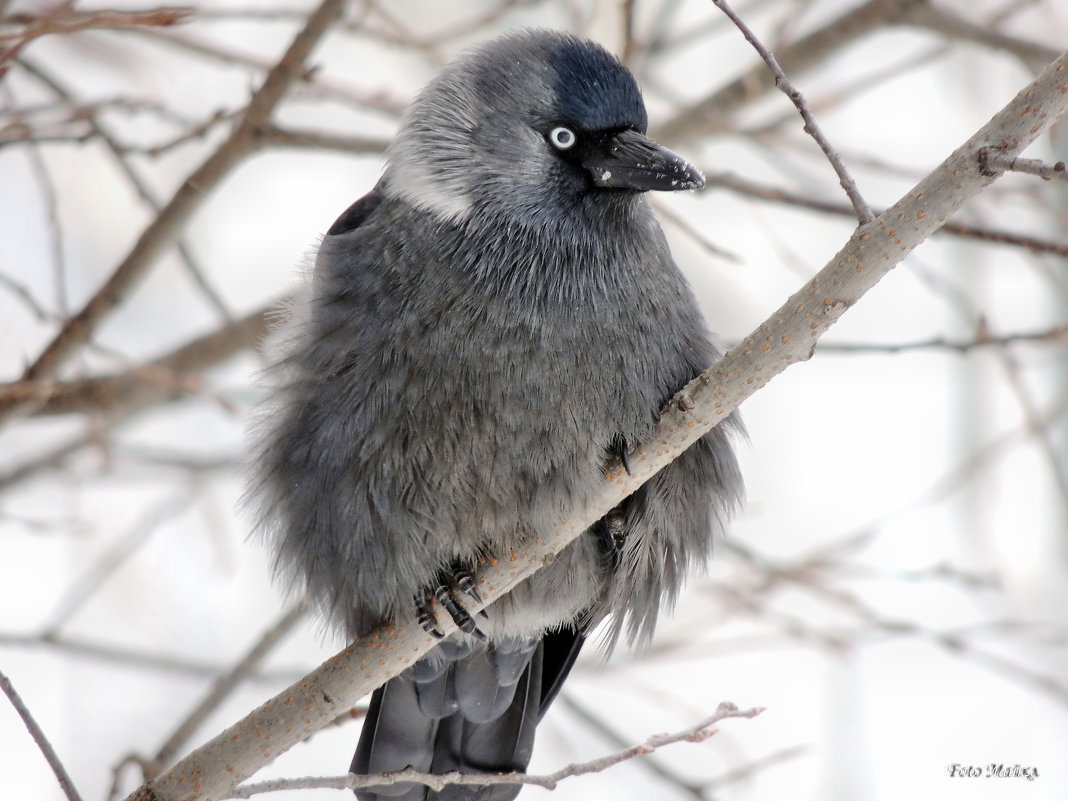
[413,561,488,641]
[612,434,633,476]
[415,593,446,639]
[434,584,488,642]
[454,569,483,604]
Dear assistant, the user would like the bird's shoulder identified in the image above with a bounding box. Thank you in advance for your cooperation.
[325,186,386,236]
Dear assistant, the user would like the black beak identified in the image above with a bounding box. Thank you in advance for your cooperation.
[584,129,704,192]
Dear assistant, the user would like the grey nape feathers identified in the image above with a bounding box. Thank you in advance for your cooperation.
[247,28,743,801]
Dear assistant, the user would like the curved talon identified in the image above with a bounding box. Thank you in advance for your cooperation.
[453,570,482,604]
[415,594,445,639]
[434,584,488,642]
[412,561,488,641]
[612,434,632,476]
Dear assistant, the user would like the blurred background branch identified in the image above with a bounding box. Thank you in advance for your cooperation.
[2,1,1067,800]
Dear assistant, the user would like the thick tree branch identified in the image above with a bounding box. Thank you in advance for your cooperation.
[123,48,1068,801]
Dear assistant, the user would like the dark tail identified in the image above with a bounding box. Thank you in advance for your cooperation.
[351,626,585,801]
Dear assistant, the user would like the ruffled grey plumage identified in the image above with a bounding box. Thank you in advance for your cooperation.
[246,28,743,801]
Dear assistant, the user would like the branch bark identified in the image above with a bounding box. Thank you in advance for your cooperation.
[123,47,1068,801]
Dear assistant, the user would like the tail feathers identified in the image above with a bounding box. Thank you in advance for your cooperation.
[352,628,584,801]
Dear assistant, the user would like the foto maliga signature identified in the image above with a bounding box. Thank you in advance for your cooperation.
[948,763,1038,781]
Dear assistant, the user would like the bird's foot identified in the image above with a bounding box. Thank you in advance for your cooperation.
[414,562,487,642]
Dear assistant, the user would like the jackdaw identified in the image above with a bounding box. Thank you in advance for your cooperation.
[248,28,744,801]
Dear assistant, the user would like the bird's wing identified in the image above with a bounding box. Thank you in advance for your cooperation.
[327,186,386,236]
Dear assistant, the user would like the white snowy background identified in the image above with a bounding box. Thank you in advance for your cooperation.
[1,1,1066,800]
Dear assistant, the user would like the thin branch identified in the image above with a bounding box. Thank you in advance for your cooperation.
[559,693,706,799]
[710,0,874,223]
[149,603,309,775]
[700,744,811,794]
[11,0,346,390]
[223,703,764,798]
[979,148,1068,181]
[726,540,1068,705]
[905,1,1061,72]
[43,492,199,633]
[654,200,741,263]
[134,28,408,116]
[0,669,85,801]
[993,345,1068,518]
[0,270,56,322]
[0,303,272,419]
[255,125,389,154]
[0,631,304,683]
[15,57,235,322]
[0,5,192,74]
[814,322,1068,353]
[655,0,927,142]
[703,171,1068,259]
[24,115,67,316]
[0,426,105,492]
[621,0,639,64]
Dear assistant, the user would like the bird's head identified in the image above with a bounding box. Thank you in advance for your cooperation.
[382,29,704,225]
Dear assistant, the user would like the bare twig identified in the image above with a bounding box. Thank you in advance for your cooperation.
[223,703,764,798]
[725,540,1068,705]
[979,148,1068,181]
[0,303,273,419]
[15,57,234,322]
[0,631,303,683]
[136,27,407,116]
[0,270,56,322]
[0,669,85,801]
[12,0,346,390]
[655,0,927,142]
[560,693,706,799]
[255,125,390,154]
[0,5,192,74]
[43,492,199,633]
[149,603,309,775]
[993,345,1068,517]
[815,323,1068,353]
[700,744,811,793]
[703,171,1068,259]
[709,0,874,223]
[905,1,1060,72]
[654,200,741,263]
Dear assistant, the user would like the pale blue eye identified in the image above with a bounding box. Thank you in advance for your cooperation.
[549,126,577,150]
